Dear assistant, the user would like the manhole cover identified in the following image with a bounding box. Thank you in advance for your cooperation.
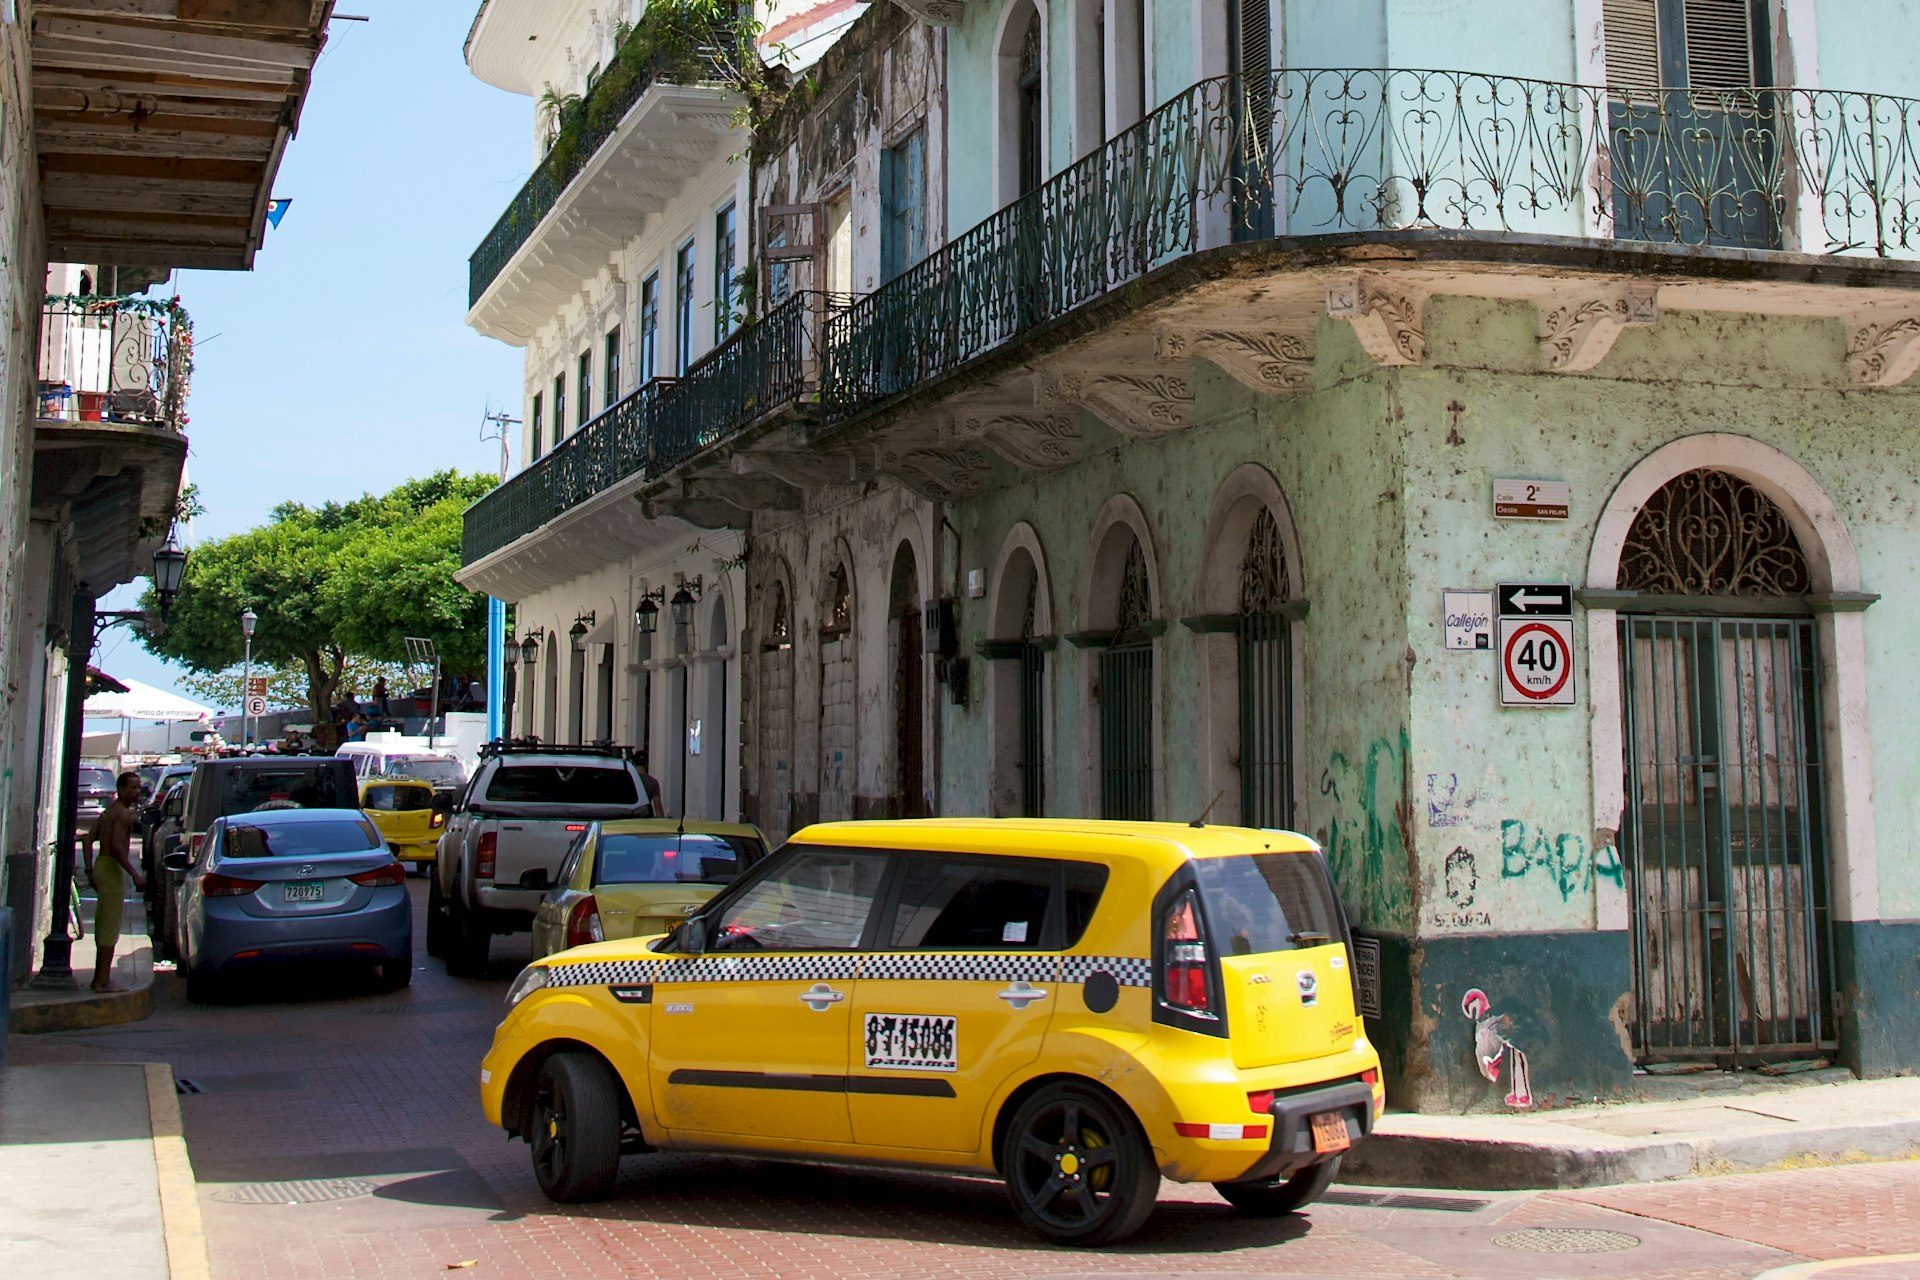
[212,1178,376,1205]
[1493,1227,1642,1253]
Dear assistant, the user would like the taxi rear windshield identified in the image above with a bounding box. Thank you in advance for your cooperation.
[594,832,760,885]
[1194,852,1344,955]
[362,785,432,812]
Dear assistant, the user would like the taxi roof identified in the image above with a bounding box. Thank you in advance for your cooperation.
[599,818,764,840]
[786,818,1319,864]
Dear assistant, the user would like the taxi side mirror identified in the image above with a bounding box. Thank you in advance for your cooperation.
[677,917,708,955]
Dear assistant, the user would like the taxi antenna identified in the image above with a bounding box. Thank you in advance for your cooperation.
[1190,790,1226,828]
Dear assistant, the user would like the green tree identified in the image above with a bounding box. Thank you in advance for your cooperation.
[141,470,495,724]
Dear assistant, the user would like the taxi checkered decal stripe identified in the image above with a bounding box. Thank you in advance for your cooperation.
[1062,955,1154,987]
[545,952,1150,989]
[860,953,1057,984]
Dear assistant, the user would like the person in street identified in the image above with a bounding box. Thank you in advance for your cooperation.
[634,749,665,817]
[372,676,389,716]
[344,713,368,743]
[83,771,147,993]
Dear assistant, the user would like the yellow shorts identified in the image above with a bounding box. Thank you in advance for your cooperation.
[92,856,126,948]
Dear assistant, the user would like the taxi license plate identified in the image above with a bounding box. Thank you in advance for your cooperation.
[1309,1111,1352,1154]
[283,882,324,904]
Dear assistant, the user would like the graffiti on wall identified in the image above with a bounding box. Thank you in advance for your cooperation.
[1431,846,1491,929]
[1426,772,1474,828]
[1463,987,1533,1109]
[1500,819,1625,901]
[1316,730,1413,930]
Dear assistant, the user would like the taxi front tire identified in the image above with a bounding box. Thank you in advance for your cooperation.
[1212,1155,1340,1216]
[1002,1081,1161,1247]
[529,1052,622,1202]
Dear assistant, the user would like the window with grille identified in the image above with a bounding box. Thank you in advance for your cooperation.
[639,273,659,382]
[529,392,543,461]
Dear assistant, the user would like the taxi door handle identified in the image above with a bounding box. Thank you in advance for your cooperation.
[997,982,1048,1010]
[799,983,844,1012]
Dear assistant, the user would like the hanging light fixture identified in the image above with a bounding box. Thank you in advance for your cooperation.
[520,627,544,667]
[671,574,703,636]
[634,586,665,636]
[502,631,519,668]
[569,610,595,650]
[150,536,188,615]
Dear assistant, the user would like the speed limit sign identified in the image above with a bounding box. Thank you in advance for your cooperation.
[1497,618,1575,706]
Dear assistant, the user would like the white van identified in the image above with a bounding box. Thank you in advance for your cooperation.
[335,742,468,794]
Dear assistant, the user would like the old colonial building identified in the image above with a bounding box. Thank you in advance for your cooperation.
[462,0,1920,1110]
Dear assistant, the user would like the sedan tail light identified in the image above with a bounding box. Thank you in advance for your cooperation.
[566,895,603,949]
[476,831,496,880]
[347,861,407,888]
[201,871,264,897]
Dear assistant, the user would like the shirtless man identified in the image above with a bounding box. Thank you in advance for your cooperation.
[84,771,147,993]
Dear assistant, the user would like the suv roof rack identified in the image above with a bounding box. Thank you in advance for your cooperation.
[478,737,634,760]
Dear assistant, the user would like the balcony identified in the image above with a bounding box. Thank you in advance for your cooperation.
[464,69,1920,570]
[466,24,741,343]
[33,295,193,591]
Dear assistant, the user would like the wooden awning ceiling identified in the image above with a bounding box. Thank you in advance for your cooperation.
[30,0,335,271]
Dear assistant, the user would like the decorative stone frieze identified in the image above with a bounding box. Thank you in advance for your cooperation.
[1156,325,1314,394]
[1537,285,1658,372]
[958,413,1082,470]
[885,444,995,501]
[1038,371,1193,438]
[1847,312,1920,387]
[884,0,970,24]
[1326,273,1426,366]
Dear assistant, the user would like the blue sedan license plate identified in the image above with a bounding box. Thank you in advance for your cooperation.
[283,882,324,904]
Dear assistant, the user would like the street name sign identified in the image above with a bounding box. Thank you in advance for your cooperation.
[1493,478,1571,520]
[1496,582,1574,707]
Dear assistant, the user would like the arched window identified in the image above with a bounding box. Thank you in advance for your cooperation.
[1237,506,1293,827]
[997,2,1046,203]
[1619,469,1810,595]
[888,543,926,817]
[1018,11,1044,193]
[817,560,856,822]
[1100,537,1154,819]
[756,576,795,840]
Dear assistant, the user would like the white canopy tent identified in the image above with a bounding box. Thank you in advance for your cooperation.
[84,678,212,723]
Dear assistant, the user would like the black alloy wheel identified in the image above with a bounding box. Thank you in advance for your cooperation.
[1002,1081,1160,1246]
[1213,1155,1342,1215]
[528,1052,622,1202]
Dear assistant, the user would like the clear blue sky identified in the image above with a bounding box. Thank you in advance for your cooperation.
[92,1,529,708]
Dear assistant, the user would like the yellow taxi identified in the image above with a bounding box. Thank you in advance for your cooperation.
[529,819,768,960]
[358,777,443,866]
[480,819,1384,1246]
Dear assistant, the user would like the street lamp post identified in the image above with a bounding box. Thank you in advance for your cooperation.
[239,608,257,747]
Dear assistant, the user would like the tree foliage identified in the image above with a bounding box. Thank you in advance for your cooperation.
[140,471,495,723]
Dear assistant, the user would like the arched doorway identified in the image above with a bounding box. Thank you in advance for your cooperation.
[757,578,795,839]
[888,542,926,817]
[541,631,559,741]
[1099,536,1154,820]
[703,593,730,820]
[1616,468,1834,1066]
[1236,507,1293,827]
[817,561,856,823]
[988,528,1053,818]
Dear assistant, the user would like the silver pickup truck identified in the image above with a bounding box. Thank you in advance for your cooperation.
[426,743,653,976]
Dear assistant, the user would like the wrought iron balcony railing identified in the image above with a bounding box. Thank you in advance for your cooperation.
[466,69,1920,567]
[463,292,818,563]
[468,25,734,307]
[37,294,193,432]
[822,68,1920,407]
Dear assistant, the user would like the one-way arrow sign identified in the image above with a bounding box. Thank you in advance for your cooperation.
[1496,583,1572,616]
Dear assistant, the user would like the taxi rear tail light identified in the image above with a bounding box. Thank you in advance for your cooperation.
[1162,889,1212,1013]
[476,832,497,880]
[1174,1122,1270,1140]
[347,861,407,888]
[429,810,445,829]
[1362,1069,1379,1087]
[201,871,263,897]
[566,895,604,949]
[1246,1089,1275,1115]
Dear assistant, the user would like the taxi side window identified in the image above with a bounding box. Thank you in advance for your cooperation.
[711,848,888,951]
[889,856,1058,950]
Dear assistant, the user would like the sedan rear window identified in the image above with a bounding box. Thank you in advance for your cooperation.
[222,819,381,859]
[1194,852,1344,955]
[594,833,760,886]
[486,765,637,804]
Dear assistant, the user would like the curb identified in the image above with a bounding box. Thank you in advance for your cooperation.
[13,934,155,1033]
[144,1063,211,1280]
[1343,1118,1920,1191]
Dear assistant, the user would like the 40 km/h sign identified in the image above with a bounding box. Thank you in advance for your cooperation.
[1496,581,1575,707]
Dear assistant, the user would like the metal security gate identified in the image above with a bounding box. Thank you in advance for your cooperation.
[1017,642,1045,816]
[1238,612,1292,828]
[1619,614,1834,1064]
[1099,538,1154,820]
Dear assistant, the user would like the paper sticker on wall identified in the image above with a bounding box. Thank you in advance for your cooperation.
[1462,987,1533,1109]
[864,1013,957,1072]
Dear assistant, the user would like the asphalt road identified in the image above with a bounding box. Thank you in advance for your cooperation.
[11,880,1920,1280]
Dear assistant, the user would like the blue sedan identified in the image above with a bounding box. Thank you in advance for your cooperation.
[166,808,413,1000]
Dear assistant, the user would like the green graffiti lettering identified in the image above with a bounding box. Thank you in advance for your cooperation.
[1318,732,1412,931]
[1500,818,1599,901]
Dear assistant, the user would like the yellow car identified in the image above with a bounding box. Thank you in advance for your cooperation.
[480,819,1384,1246]
[358,777,443,866]
[528,820,768,960]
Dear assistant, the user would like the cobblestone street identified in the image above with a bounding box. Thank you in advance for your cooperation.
[10,883,1919,1280]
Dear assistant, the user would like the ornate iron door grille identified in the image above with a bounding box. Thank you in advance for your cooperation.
[893,600,926,817]
[1099,541,1154,821]
[1619,614,1832,1064]
[1237,508,1293,828]
[1017,577,1044,817]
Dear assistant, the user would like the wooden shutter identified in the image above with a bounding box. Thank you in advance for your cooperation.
[1681,0,1757,90]
[1604,0,1662,92]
